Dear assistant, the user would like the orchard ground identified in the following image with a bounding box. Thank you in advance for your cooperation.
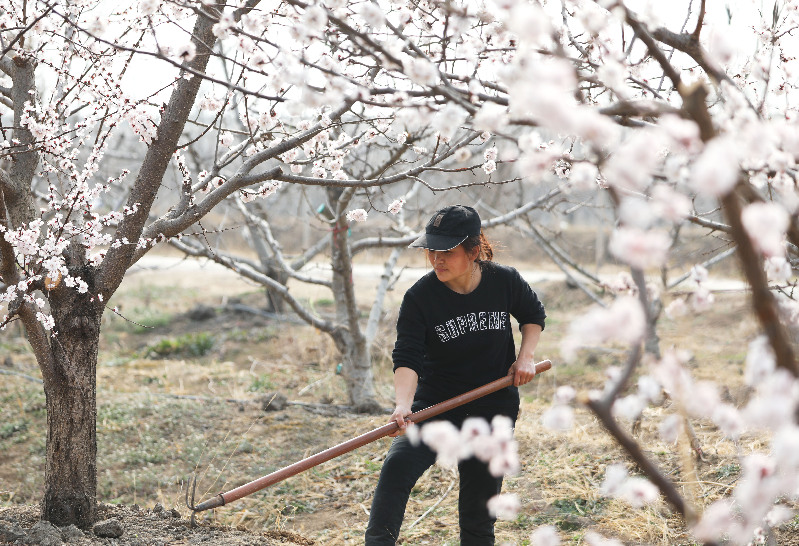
[2,235,799,545]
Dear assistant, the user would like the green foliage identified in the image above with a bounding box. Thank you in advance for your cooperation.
[248,374,275,392]
[523,497,607,534]
[550,497,605,516]
[0,421,27,440]
[123,308,173,333]
[716,463,740,479]
[226,327,275,343]
[142,332,215,358]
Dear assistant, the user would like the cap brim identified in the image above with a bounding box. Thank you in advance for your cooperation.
[408,233,467,251]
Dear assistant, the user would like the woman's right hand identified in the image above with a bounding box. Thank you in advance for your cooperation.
[389,404,413,437]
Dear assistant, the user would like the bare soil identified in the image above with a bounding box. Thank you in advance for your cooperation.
[0,503,314,545]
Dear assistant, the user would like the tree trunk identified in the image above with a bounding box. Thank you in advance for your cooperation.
[41,288,102,528]
[333,330,379,412]
[327,188,378,410]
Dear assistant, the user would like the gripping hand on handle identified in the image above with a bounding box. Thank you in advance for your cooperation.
[509,323,544,387]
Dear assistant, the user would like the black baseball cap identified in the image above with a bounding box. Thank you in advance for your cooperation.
[409,205,482,251]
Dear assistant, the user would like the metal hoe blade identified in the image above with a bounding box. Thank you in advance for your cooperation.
[185,475,198,528]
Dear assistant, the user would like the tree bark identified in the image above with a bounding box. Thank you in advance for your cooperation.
[328,188,378,409]
[41,286,102,528]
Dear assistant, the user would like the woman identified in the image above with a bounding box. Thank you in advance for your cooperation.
[365,204,546,545]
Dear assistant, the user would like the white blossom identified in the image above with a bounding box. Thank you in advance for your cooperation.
[140,0,161,16]
[541,405,574,431]
[602,131,664,191]
[346,209,368,223]
[553,385,576,405]
[431,104,465,141]
[765,256,792,282]
[609,227,670,269]
[745,336,776,387]
[707,29,739,67]
[530,525,561,546]
[596,58,628,97]
[561,297,645,361]
[765,505,795,527]
[712,403,745,440]
[36,312,55,331]
[568,162,598,191]
[600,464,628,497]
[691,286,715,312]
[659,115,702,153]
[612,394,645,421]
[651,184,692,223]
[402,56,438,86]
[473,103,508,133]
[302,6,328,31]
[690,138,740,197]
[659,414,683,443]
[359,2,385,27]
[684,381,721,419]
[741,202,789,258]
[219,132,234,148]
[454,148,472,162]
[637,376,662,404]
[388,198,405,214]
[175,41,196,62]
[693,500,739,543]
[487,493,520,520]
[576,2,610,35]
[420,420,462,468]
[619,477,660,507]
[584,532,625,546]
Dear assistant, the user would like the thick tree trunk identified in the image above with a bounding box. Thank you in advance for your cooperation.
[344,336,379,411]
[41,288,102,528]
[329,329,379,411]
[42,368,98,527]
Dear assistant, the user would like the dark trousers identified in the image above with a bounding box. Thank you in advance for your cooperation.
[365,411,510,545]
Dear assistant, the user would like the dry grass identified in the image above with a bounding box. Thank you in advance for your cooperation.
[2,252,798,545]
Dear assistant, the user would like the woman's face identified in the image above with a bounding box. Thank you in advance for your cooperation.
[427,244,478,285]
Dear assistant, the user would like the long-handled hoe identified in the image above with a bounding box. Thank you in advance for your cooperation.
[186,359,553,526]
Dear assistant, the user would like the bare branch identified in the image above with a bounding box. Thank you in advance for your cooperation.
[233,199,333,287]
[0,5,55,58]
[0,57,13,76]
[685,214,731,233]
[691,0,707,40]
[721,187,797,375]
[598,100,682,118]
[583,350,692,522]
[680,82,797,375]
[169,237,336,333]
[365,247,401,346]
[99,4,226,293]
[620,7,682,90]
[666,247,736,289]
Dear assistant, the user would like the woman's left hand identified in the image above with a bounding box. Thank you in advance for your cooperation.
[510,324,543,387]
[508,357,537,387]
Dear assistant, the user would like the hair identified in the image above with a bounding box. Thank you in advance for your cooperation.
[462,230,493,262]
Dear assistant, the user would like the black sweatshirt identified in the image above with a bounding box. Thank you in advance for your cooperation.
[392,261,547,415]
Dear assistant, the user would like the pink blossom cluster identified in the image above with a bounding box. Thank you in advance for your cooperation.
[560,297,645,361]
[666,264,716,319]
[600,464,660,507]
[409,415,520,478]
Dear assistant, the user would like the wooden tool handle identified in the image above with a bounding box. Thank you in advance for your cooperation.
[190,359,552,512]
